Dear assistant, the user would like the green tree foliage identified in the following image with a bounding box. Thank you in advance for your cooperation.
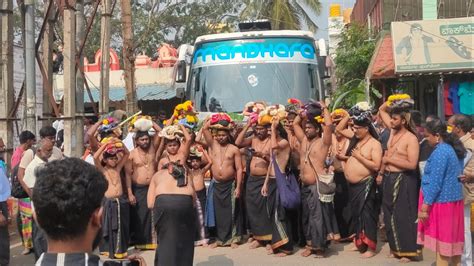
[332,23,377,108]
[240,0,321,31]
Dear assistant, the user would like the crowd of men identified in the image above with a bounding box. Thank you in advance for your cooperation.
[0,96,473,266]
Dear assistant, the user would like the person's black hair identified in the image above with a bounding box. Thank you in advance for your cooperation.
[135,130,150,140]
[39,126,57,138]
[306,120,322,137]
[32,158,108,241]
[19,130,35,144]
[164,138,180,145]
[215,128,235,145]
[276,123,288,140]
[425,119,466,159]
[410,110,423,127]
[451,114,472,133]
[425,114,439,123]
[390,108,417,136]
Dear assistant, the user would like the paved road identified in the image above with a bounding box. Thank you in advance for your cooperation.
[9,223,438,266]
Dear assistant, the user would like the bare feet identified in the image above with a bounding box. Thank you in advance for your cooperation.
[249,240,263,249]
[274,252,288,257]
[386,253,395,258]
[267,248,274,255]
[247,237,254,243]
[209,242,218,249]
[399,257,411,263]
[22,248,32,255]
[202,243,209,247]
[265,244,272,251]
[314,250,325,258]
[333,234,341,241]
[300,248,313,257]
[348,245,359,252]
[361,250,376,258]
[230,243,239,249]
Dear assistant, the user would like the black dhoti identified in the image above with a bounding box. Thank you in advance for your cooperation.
[266,179,293,253]
[100,196,130,259]
[382,171,421,258]
[0,202,9,266]
[213,179,242,246]
[154,194,195,266]
[301,184,339,251]
[334,171,352,239]
[130,184,156,250]
[349,176,378,252]
[246,175,272,241]
[195,188,208,244]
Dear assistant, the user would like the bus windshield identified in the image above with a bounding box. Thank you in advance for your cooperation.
[187,37,320,112]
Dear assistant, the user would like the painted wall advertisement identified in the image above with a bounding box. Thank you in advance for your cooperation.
[392,17,474,73]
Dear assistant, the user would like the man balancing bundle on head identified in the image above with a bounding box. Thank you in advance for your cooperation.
[336,102,383,258]
[378,94,421,262]
[125,115,162,250]
[93,138,130,259]
[148,125,195,266]
[236,104,294,256]
[292,100,339,258]
[202,113,244,249]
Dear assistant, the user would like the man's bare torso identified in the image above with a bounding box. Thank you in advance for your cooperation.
[250,137,272,177]
[130,147,157,185]
[300,137,329,185]
[345,138,379,183]
[210,143,238,182]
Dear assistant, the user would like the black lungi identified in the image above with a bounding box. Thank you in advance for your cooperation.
[195,188,208,243]
[301,184,339,251]
[130,184,156,250]
[0,202,9,266]
[246,175,272,241]
[100,196,130,259]
[213,179,242,245]
[154,194,195,266]
[349,176,378,252]
[382,171,421,258]
[267,179,293,252]
[334,171,352,239]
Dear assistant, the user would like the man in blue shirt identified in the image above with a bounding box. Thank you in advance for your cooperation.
[0,164,11,266]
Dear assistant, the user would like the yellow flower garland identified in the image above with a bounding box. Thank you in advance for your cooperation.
[387,94,411,106]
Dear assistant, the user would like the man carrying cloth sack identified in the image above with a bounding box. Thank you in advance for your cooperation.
[292,101,339,258]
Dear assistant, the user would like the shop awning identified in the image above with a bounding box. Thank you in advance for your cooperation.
[367,33,395,79]
[55,84,177,103]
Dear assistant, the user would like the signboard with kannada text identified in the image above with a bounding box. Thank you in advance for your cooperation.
[391,17,474,73]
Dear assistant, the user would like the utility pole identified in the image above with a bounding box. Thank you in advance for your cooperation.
[63,1,77,157]
[0,0,14,163]
[42,0,54,124]
[99,0,111,114]
[121,0,137,114]
[25,0,36,134]
[75,0,85,156]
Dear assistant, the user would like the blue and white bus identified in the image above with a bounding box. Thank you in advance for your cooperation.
[183,30,323,112]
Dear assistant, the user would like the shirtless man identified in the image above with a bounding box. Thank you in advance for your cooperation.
[236,117,274,250]
[292,101,338,258]
[260,117,293,256]
[156,125,192,170]
[202,119,243,248]
[378,100,420,262]
[341,108,382,258]
[147,162,196,266]
[125,124,161,250]
[94,139,130,259]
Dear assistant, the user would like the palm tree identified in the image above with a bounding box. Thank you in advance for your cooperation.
[240,0,321,32]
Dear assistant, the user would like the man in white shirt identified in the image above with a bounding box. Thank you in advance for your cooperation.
[23,139,54,196]
[21,138,54,261]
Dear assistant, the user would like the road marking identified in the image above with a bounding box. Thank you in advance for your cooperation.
[10,242,23,249]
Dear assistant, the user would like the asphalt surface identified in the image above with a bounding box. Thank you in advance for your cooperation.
[8,220,440,266]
